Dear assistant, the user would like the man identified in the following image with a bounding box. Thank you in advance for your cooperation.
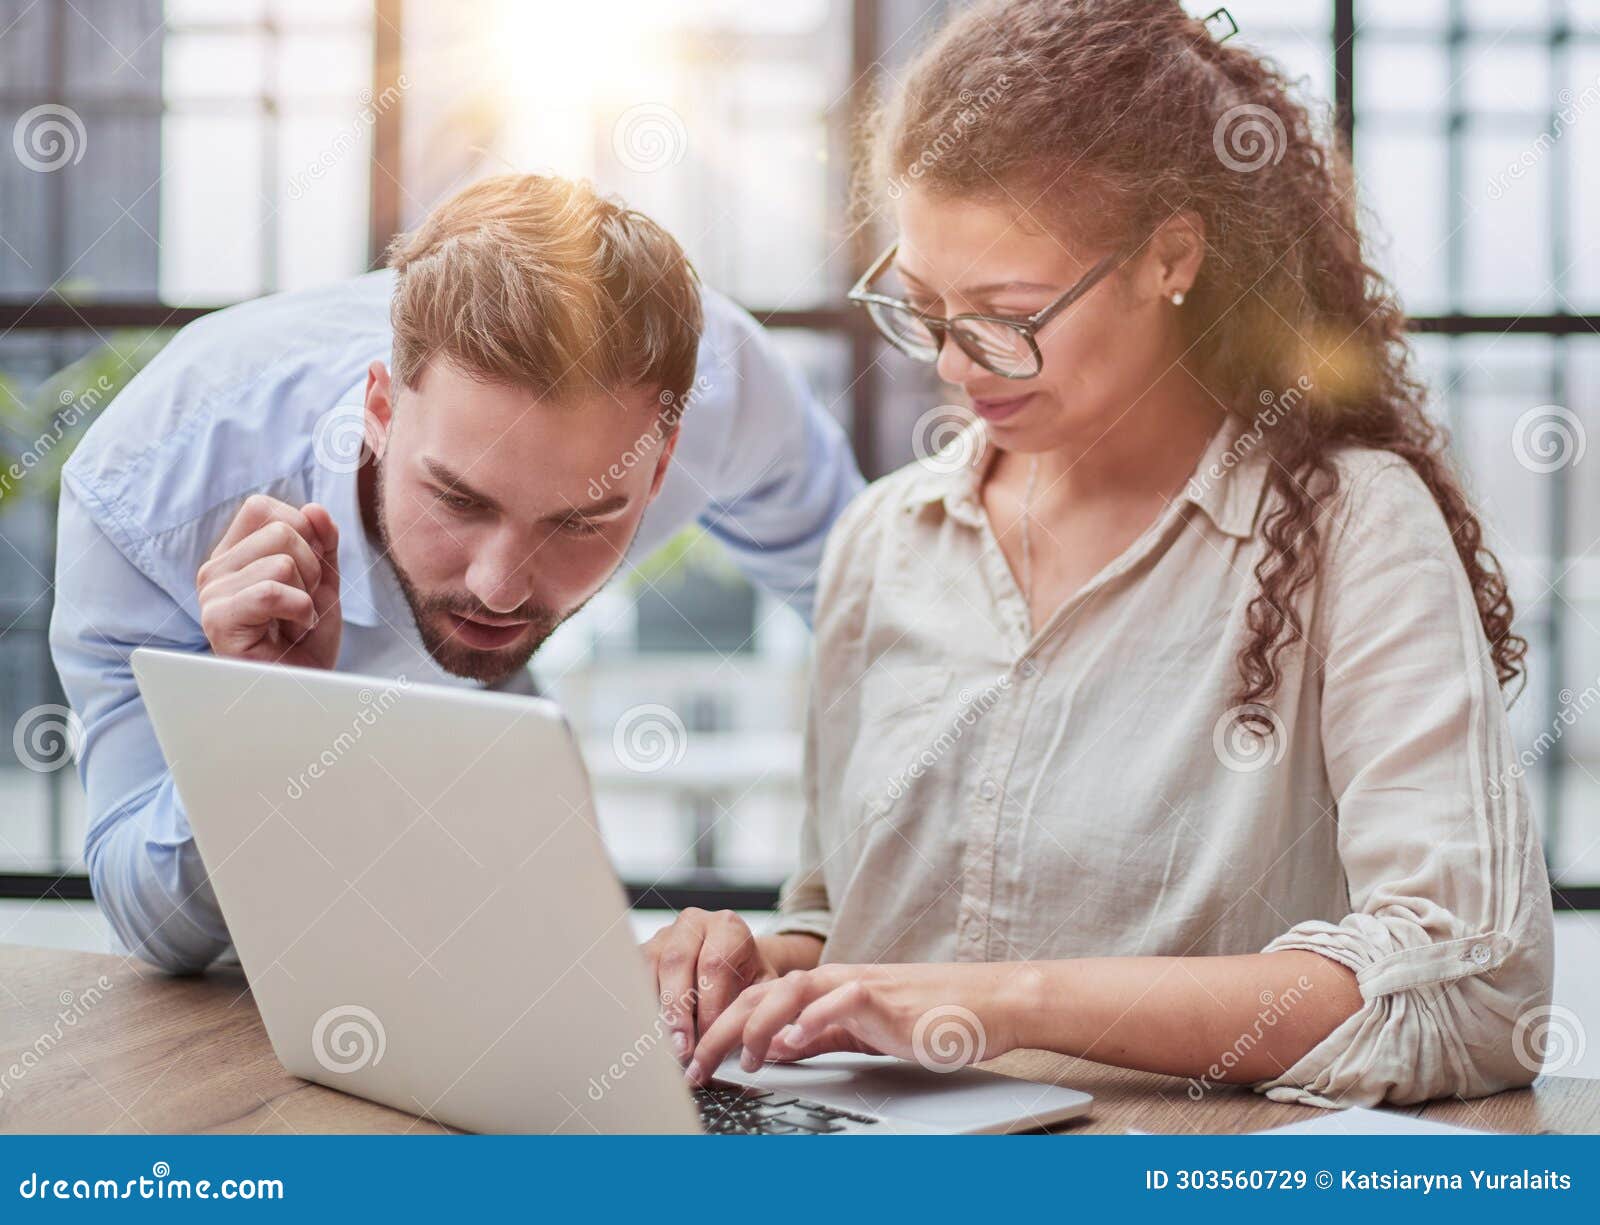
[49,173,862,975]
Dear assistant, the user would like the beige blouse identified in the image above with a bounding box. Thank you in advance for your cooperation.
[774,412,1554,1108]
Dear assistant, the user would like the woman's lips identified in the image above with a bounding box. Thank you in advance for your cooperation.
[970,391,1037,423]
[445,613,530,651]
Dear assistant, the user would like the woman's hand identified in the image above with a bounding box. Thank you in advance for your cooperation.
[640,910,822,1064]
[684,961,1033,1085]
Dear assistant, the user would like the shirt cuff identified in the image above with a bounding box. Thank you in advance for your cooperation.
[1251,914,1546,1108]
[767,909,833,943]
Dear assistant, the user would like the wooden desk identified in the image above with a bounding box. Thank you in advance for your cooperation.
[3,943,1596,1135]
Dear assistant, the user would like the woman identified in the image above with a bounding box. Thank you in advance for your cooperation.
[645,0,1553,1107]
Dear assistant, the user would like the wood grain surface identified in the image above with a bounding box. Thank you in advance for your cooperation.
[2,944,1594,1135]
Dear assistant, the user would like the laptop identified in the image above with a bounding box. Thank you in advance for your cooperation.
[131,647,1093,1135]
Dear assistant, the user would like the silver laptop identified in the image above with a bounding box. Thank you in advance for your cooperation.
[131,647,1093,1135]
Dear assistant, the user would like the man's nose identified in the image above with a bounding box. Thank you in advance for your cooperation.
[465,537,536,614]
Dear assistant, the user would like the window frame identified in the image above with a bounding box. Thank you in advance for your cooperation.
[1,0,1597,909]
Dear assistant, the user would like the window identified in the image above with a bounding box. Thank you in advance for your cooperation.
[2,1,1597,908]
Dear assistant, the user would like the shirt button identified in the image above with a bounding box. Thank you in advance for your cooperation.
[1018,659,1038,678]
[978,779,999,801]
[1470,943,1491,966]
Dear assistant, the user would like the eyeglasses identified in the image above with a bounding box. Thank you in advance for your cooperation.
[847,243,1125,379]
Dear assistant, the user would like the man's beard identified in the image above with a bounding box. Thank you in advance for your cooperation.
[371,462,577,686]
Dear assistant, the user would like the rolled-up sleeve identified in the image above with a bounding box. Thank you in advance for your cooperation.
[1256,459,1554,1107]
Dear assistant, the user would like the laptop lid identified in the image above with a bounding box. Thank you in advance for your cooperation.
[131,647,698,1134]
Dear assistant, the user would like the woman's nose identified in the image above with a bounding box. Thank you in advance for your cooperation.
[934,330,983,386]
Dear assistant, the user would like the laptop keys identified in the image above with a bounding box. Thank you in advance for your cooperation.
[692,1082,873,1134]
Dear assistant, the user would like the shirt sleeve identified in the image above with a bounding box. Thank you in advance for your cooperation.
[49,476,232,974]
[769,679,834,941]
[1255,458,1555,1107]
[693,301,864,627]
[768,484,883,944]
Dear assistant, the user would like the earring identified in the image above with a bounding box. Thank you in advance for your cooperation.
[1169,290,1185,306]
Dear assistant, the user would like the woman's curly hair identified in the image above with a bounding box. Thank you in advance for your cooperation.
[860,0,1525,706]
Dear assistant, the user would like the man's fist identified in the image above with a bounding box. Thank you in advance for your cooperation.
[196,494,342,670]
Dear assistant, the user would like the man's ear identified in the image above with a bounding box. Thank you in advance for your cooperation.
[363,360,395,462]
[646,426,681,502]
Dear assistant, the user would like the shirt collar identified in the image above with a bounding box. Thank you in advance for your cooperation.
[903,410,1268,541]
[1176,410,1271,540]
[307,383,387,627]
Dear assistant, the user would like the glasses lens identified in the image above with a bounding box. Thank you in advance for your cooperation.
[867,301,940,362]
[952,318,1037,377]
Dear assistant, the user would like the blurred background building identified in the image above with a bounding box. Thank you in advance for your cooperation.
[2,0,1599,922]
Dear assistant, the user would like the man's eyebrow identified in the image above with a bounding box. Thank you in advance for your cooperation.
[895,263,1057,298]
[550,493,630,521]
[423,459,501,510]
[424,459,631,519]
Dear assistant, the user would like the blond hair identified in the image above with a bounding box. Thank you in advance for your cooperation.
[385,174,702,415]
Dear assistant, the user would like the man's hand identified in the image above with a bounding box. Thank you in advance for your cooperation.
[197,494,342,670]
[641,910,819,1065]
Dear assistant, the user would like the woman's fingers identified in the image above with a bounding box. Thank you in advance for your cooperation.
[647,918,708,1063]
[770,982,879,1060]
[688,969,828,1083]
[686,978,781,1084]
[693,911,762,1036]
[766,1021,874,1063]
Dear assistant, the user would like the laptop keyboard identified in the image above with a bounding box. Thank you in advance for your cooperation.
[693,1080,882,1134]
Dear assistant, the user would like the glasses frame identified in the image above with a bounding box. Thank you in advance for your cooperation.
[847,243,1126,379]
